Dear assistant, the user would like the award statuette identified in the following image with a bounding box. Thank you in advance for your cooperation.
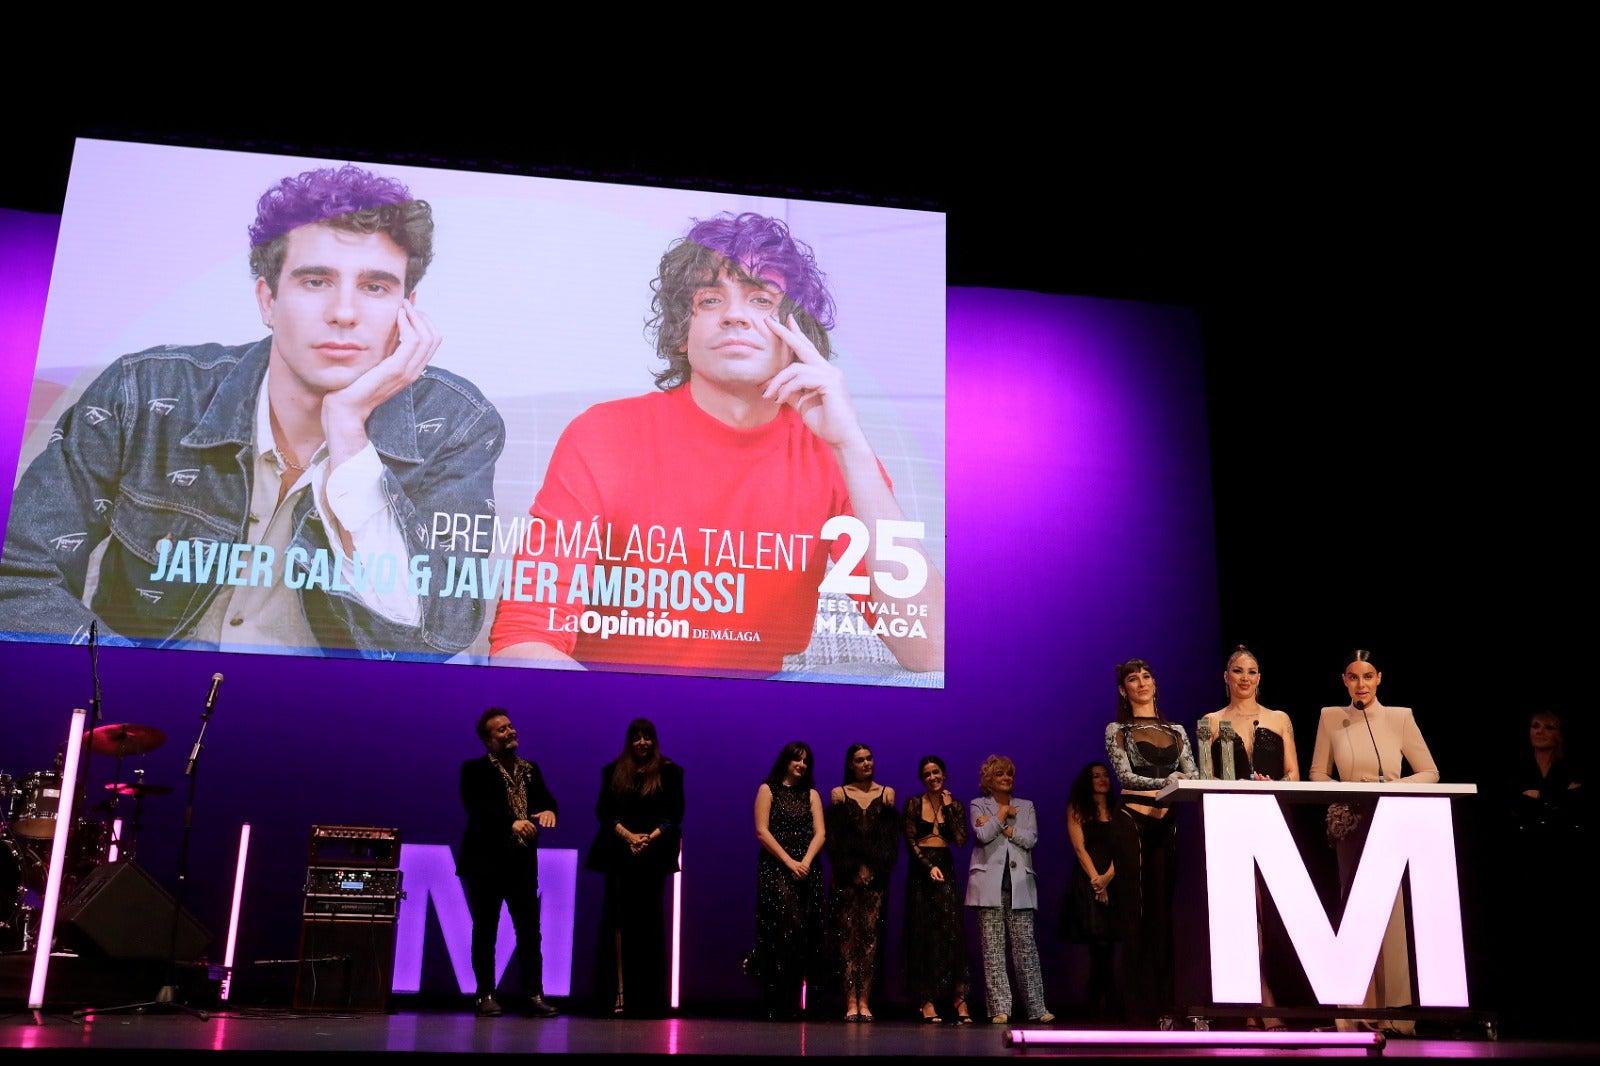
[1217,720,1238,781]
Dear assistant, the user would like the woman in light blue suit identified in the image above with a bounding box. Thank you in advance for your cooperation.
[965,754,1055,1024]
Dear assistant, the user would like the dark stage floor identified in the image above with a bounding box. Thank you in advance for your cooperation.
[1,1006,1593,1061]
[1,946,1586,1061]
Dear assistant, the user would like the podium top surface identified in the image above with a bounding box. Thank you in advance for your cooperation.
[1155,778,1479,805]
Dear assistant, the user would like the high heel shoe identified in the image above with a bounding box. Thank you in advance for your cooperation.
[920,1002,942,1024]
[953,997,974,1024]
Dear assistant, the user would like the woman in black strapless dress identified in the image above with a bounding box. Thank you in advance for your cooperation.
[1199,644,1300,1030]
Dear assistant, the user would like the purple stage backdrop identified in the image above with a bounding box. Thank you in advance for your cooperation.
[1,206,1219,1007]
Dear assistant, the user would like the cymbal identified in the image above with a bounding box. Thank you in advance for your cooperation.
[102,781,173,797]
[84,722,166,757]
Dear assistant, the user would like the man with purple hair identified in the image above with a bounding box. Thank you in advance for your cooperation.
[0,164,502,659]
[489,211,944,677]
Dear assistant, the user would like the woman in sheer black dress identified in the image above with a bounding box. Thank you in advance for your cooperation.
[1103,657,1197,1027]
[585,718,684,1017]
[1198,645,1299,1029]
[902,754,973,1023]
[825,742,898,1022]
[752,740,826,1020]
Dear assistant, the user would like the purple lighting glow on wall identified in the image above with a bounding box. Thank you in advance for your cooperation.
[2,203,1219,1007]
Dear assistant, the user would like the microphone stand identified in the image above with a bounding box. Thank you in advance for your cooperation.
[74,622,104,842]
[73,675,220,1022]
[1355,700,1387,783]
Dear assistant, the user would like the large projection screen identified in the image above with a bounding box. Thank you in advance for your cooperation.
[0,140,946,688]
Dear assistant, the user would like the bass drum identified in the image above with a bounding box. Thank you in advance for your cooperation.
[12,771,63,839]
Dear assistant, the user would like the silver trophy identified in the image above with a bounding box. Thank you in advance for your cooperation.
[1217,719,1238,781]
[1196,717,1214,780]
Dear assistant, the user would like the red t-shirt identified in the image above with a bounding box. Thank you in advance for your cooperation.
[488,387,882,676]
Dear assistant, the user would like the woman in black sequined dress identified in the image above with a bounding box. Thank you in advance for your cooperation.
[752,740,826,1020]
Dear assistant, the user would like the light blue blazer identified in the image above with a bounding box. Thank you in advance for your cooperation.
[963,796,1039,910]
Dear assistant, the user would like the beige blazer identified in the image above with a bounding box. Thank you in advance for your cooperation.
[1307,701,1439,783]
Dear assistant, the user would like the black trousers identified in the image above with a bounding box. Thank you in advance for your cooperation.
[1126,807,1178,1022]
[463,857,544,998]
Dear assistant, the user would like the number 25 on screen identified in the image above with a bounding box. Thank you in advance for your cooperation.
[817,517,928,599]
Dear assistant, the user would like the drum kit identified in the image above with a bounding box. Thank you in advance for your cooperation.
[1,722,171,953]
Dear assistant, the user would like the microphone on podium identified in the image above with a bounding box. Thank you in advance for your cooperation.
[1355,699,1386,782]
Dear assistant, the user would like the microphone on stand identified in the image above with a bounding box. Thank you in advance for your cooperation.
[1355,699,1386,782]
[189,674,223,776]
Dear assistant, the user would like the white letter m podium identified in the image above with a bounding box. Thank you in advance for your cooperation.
[1158,778,1493,1035]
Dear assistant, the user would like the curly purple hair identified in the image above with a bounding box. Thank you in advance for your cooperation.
[646,212,838,390]
[247,165,433,295]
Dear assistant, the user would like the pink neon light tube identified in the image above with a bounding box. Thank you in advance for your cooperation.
[670,841,682,1010]
[1006,1028,1385,1051]
[28,707,88,1009]
[220,823,252,1001]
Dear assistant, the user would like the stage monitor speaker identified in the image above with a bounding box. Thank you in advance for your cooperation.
[56,860,211,961]
[295,918,397,1012]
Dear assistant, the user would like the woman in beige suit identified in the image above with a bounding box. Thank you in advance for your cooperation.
[1308,649,1439,1035]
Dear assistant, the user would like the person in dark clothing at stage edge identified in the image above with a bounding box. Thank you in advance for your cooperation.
[458,707,561,1018]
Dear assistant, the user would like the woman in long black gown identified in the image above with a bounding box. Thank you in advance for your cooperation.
[585,717,684,1017]
[825,742,898,1022]
[752,740,826,1020]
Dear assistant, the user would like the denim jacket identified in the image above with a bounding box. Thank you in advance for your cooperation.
[0,339,503,660]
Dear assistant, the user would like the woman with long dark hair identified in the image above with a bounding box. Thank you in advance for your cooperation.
[1104,657,1196,1026]
[903,754,973,1023]
[752,740,826,1020]
[584,718,684,1017]
[824,742,899,1022]
[1061,761,1138,1024]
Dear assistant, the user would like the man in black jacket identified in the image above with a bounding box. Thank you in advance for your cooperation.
[458,707,560,1017]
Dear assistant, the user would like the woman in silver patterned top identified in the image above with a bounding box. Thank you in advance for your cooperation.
[1104,658,1196,1027]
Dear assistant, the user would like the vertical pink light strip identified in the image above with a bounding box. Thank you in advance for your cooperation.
[219,822,251,1002]
[28,707,87,1009]
[107,819,122,864]
[670,841,682,1010]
